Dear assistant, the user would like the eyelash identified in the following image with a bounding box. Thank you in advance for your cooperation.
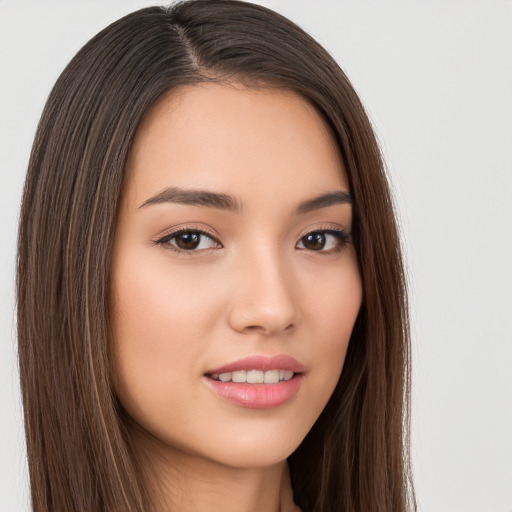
[154,226,350,255]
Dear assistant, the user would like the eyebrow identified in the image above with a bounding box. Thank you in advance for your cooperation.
[139,187,352,214]
[296,191,353,214]
[139,187,243,213]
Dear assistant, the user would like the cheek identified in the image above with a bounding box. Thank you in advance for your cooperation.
[302,254,362,389]
[109,253,222,419]
[111,252,220,353]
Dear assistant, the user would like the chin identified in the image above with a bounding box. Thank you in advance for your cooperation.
[206,437,300,469]
[145,417,309,471]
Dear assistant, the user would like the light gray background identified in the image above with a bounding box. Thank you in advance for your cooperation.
[1,1,511,511]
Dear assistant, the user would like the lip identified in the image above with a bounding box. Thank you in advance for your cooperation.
[205,354,305,375]
[204,355,305,409]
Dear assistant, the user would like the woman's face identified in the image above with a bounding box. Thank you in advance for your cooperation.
[110,83,362,468]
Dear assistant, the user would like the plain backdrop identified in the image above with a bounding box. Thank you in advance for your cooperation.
[1,1,511,511]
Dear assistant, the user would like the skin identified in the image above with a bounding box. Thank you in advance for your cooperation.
[110,82,362,512]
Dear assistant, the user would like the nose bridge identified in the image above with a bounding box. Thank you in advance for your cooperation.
[228,240,298,335]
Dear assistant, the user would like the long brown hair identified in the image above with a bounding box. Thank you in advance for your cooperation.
[17,1,414,510]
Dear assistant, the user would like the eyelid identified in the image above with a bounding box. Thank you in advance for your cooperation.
[297,222,351,240]
[155,223,220,242]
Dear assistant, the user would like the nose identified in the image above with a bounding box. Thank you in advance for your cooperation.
[227,248,299,336]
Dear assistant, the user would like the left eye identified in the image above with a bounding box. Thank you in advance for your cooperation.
[296,230,347,252]
[157,230,220,252]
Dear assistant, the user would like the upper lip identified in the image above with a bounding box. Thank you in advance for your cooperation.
[205,355,305,375]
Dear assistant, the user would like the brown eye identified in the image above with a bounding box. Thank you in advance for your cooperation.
[175,232,201,250]
[156,229,221,252]
[301,232,327,250]
[296,230,348,252]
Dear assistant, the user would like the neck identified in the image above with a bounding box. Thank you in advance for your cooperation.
[131,428,300,512]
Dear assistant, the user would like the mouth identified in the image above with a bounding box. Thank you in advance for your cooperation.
[203,355,305,409]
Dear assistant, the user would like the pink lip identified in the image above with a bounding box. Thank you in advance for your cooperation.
[206,354,305,375]
[204,355,305,409]
[204,375,304,409]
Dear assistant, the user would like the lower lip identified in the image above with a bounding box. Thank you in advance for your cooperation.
[203,374,304,409]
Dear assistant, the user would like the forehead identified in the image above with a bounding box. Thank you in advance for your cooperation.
[124,82,347,206]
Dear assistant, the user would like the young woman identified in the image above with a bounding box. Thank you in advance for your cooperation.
[17,1,414,511]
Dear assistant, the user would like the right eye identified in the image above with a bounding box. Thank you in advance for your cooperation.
[156,229,222,253]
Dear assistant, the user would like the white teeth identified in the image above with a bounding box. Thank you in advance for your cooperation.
[211,369,295,383]
[264,370,280,383]
[231,370,246,383]
[247,370,264,383]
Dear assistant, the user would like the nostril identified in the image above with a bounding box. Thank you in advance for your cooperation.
[241,323,295,336]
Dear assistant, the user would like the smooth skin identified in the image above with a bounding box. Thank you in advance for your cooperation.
[110,83,362,512]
